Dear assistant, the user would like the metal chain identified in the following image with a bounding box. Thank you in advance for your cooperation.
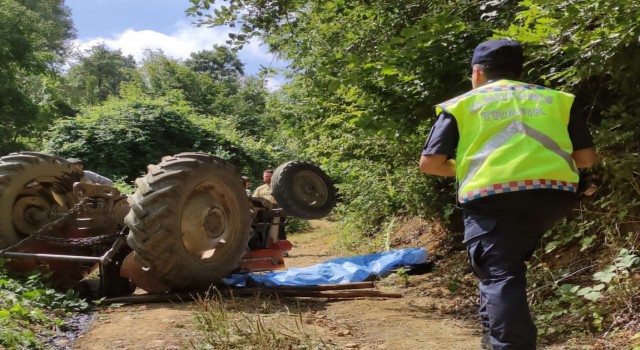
[33,233,120,247]
[2,197,120,252]
[34,197,122,247]
[31,197,90,237]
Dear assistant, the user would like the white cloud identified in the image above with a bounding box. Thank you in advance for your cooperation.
[73,21,288,81]
[74,22,230,62]
[265,76,286,91]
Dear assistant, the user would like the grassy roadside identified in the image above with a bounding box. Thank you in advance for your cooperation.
[191,290,341,350]
[191,220,343,349]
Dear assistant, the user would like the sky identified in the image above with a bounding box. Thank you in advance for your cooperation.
[66,0,287,89]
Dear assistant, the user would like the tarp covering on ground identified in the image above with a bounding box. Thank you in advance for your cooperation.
[224,247,428,287]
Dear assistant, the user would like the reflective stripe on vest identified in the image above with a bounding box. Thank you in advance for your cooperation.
[460,120,577,192]
[460,179,577,202]
[436,80,579,203]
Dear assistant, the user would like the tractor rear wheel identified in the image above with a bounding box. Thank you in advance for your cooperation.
[0,152,94,291]
[271,161,336,219]
[0,152,82,248]
[125,153,251,290]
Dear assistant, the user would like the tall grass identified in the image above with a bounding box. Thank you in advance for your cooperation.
[191,288,340,350]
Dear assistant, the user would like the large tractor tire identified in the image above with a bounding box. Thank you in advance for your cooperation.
[0,152,82,248]
[271,161,336,219]
[125,153,251,290]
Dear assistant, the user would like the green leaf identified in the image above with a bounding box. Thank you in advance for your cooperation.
[380,66,399,75]
[615,249,639,269]
[327,80,342,91]
[579,235,596,251]
[447,281,460,293]
[544,240,559,252]
[389,37,405,45]
[400,27,419,38]
[583,291,601,301]
[576,286,592,296]
[559,284,579,293]
[617,209,628,220]
[593,271,616,283]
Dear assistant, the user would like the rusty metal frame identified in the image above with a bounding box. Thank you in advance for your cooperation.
[0,227,129,297]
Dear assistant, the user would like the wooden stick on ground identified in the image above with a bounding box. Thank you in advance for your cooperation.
[265,281,375,291]
[236,289,403,299]
[100,281,400,305]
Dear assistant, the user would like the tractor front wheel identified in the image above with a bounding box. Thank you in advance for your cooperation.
[271,161,336,219]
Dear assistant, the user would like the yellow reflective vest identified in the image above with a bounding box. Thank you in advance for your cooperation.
[435,80,579,203]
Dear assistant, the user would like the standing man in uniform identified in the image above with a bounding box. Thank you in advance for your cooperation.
[419,39,596,350]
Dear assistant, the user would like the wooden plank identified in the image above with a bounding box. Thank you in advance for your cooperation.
[100,283,400,305]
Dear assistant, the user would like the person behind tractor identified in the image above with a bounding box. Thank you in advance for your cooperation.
[241,175,251,197]
[66,158,114,186]
[253,169,276,207]
[419,39,596,349]
[252,169,288,248]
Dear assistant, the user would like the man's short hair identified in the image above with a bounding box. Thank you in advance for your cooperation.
[474,63,521,81]
[263,169,274,174]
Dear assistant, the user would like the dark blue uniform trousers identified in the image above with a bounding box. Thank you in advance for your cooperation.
[462,190,576,350]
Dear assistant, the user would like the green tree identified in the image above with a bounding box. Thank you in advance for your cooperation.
[0,0,75,153]
[137,50,234,115]
[16,0,76,59]
[185,45,245,81]
[137,49,271,138]
[64,44,137,106]
[45,85,207,180]
[226,75,270,137]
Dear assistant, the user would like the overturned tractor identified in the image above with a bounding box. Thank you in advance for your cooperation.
[0,152,336,298]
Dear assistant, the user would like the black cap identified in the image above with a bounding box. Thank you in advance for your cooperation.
[66,158,83,164]
[471,39,523,72]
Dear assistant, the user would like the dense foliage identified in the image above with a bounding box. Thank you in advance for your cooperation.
[188,0,520,230]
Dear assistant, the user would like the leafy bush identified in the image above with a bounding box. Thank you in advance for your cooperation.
[44,85,282,182]
[532,248,639,342]
[285,218,311,234]
[0,262,90,349]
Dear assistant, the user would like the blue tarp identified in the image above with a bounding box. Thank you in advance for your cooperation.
[224,247,428,287]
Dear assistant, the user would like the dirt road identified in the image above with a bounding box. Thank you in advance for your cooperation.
[72,220,480,350]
